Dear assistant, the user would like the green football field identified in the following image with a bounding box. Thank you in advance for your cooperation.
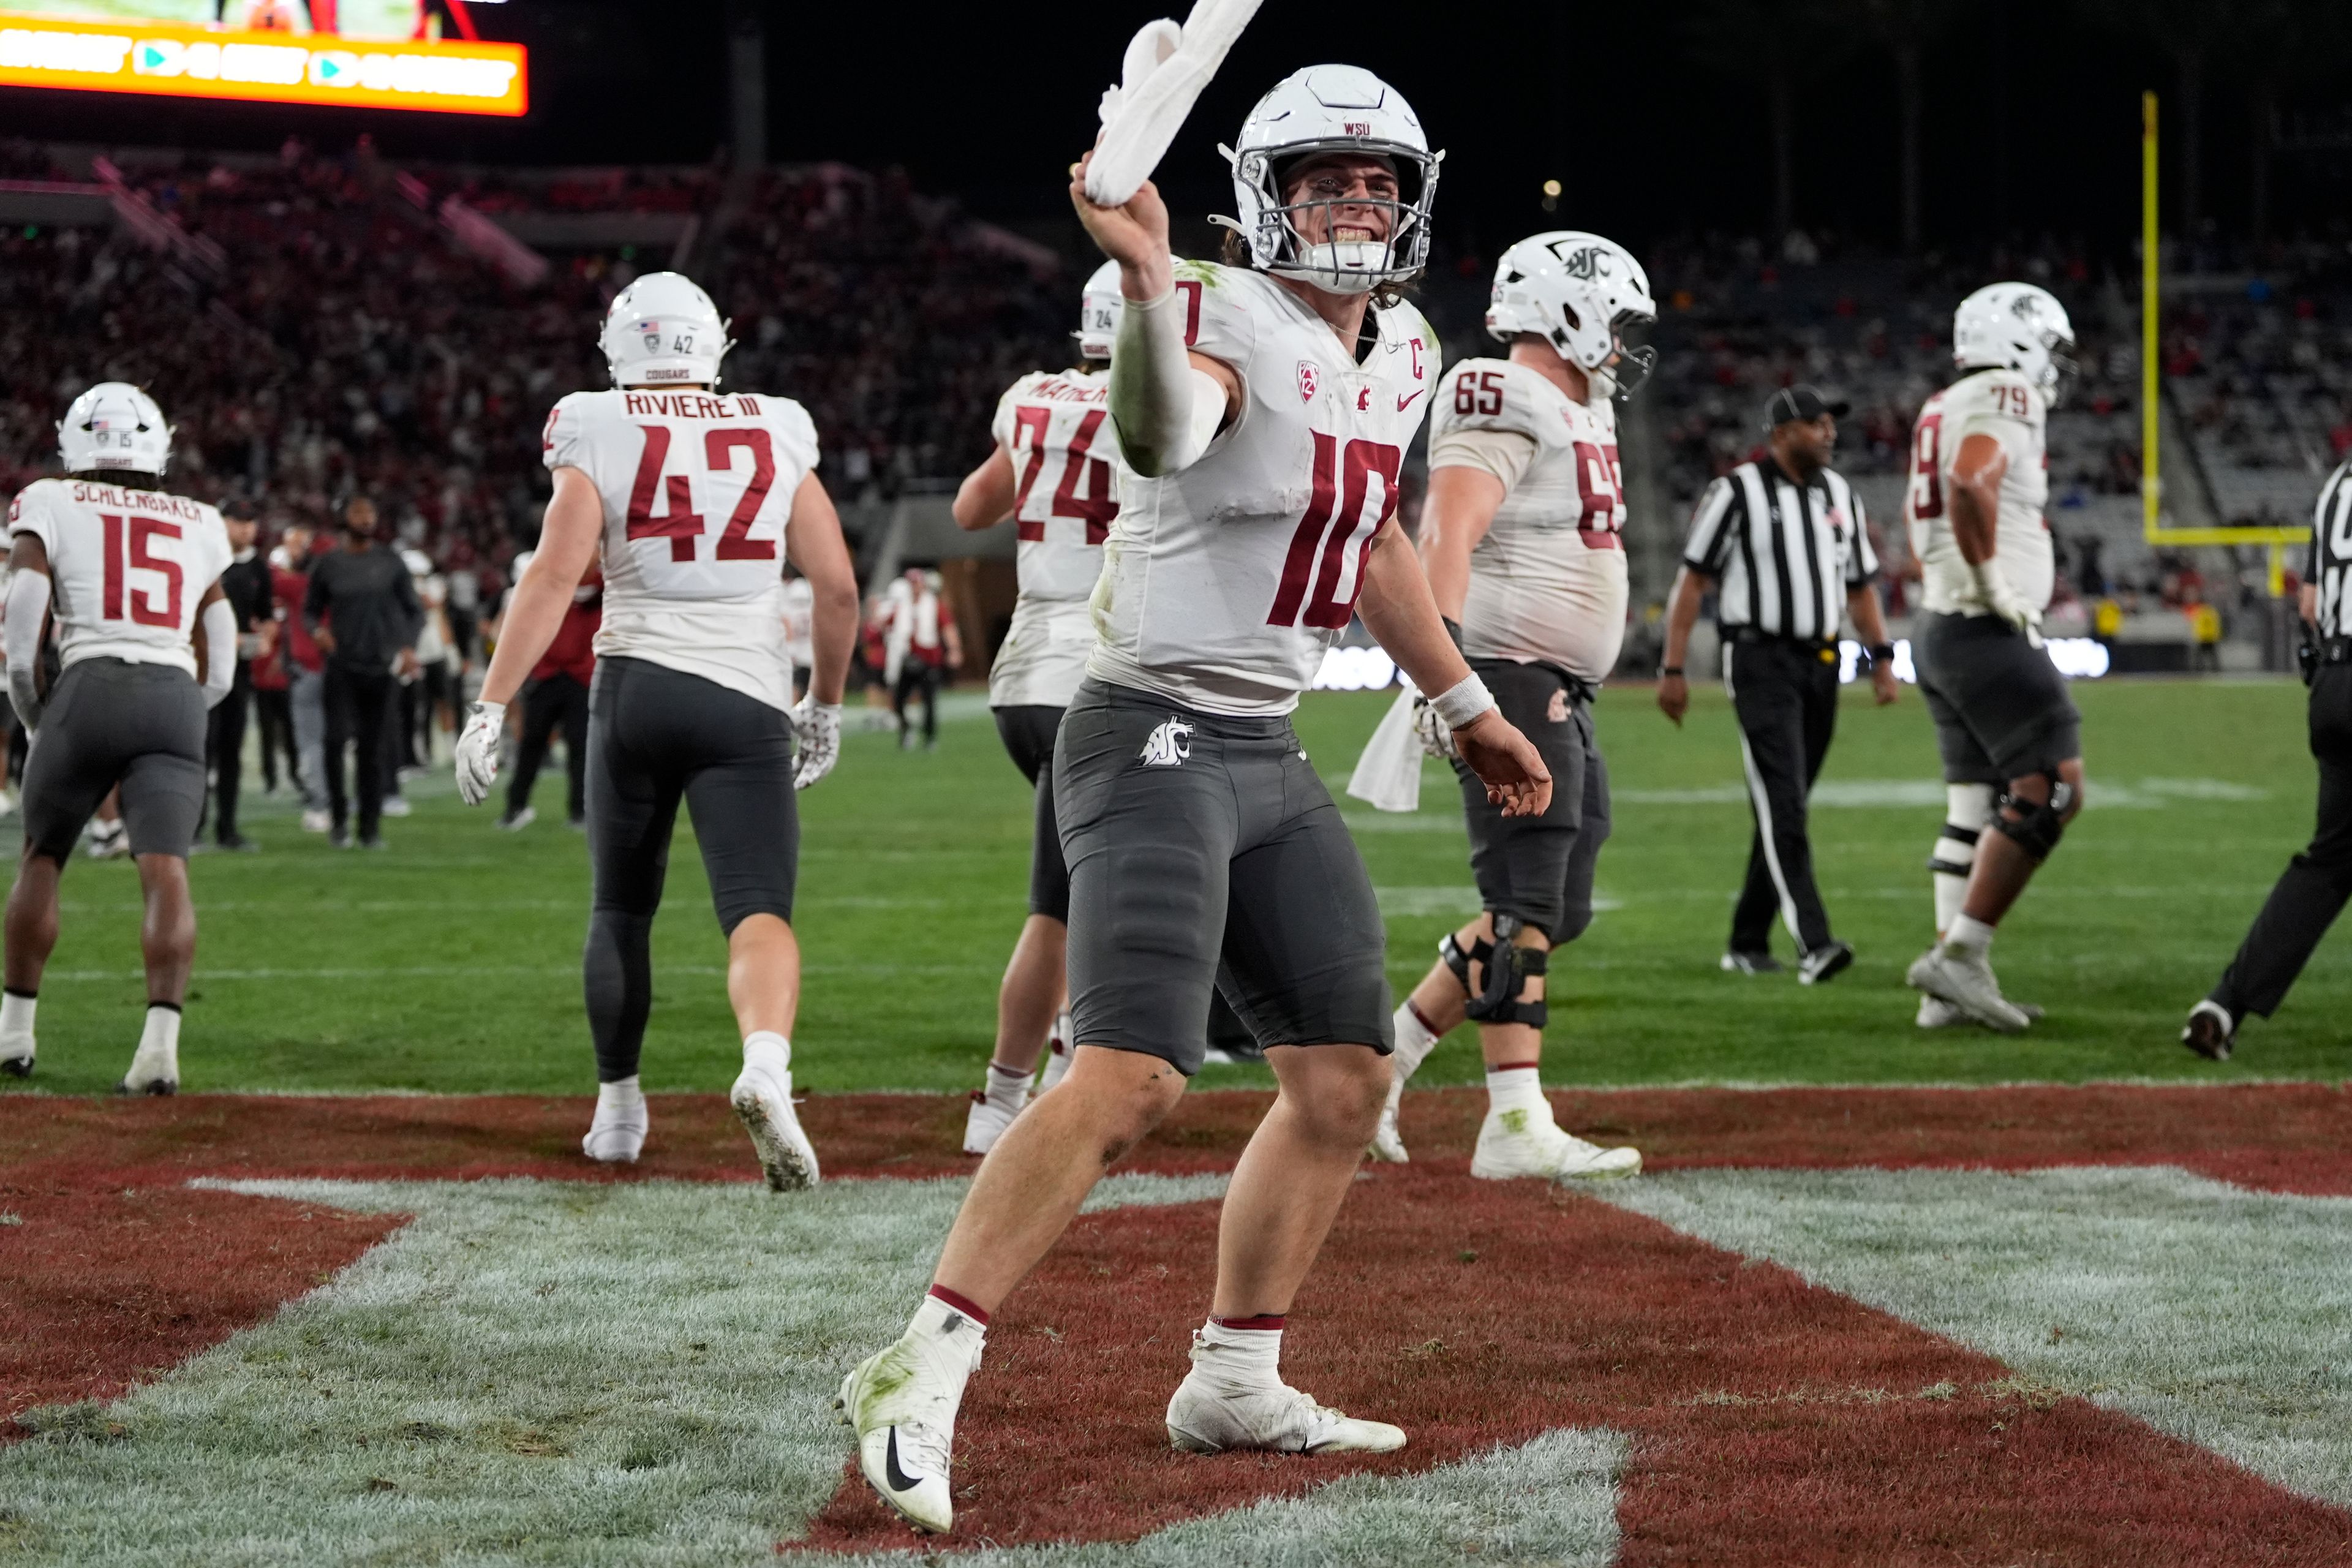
[1,676,2344,1099]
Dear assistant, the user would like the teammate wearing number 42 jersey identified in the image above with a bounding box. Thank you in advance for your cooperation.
[839,64,1552,1537]
[454,273,861,1187]
[1902,282,2086,1033]
[948,260,1125,1154]
[0,383,238,1093]
[1372,231,1648,1180]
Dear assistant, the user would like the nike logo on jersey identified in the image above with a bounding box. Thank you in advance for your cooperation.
[1139,718,1193,767]
[1395,389,1425,412]
[884,1428,924,1491]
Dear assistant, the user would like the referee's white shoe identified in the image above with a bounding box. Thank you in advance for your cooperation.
[1906,946,2032,1033]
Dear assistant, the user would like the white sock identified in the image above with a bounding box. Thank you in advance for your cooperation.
[0,989,35,1052]
[982,1061,1031,1112]
[742,1030,791,1079]
[910,1289,989,1362]
[130,1005,181,1077]
[1944,913,1996,959]
[1484,1065,1549,1121]
[595,1075,646,1119]
[1390,1000,1441,1081]
[1933,785,1996,938]
[1192,1317,1284,1395]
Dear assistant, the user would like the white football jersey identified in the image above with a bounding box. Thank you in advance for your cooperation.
[6,477,232,679]
[1088,261,1439,715]
[543,388,819,712]
[1903,367,2054,616]
[1429,356,1628,682]
[987,368,1117,708]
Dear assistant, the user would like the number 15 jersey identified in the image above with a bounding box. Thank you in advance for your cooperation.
[544,388,819,713]
[1088,260,1438,716]
[6,478,232,679]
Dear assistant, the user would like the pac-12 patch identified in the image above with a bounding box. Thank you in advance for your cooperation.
[1297,361,1319,402]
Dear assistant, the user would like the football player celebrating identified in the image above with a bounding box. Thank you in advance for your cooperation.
[1,383,237,1091]
[1368,233,1648,1178]
[453,273,860,1184]
[948,261,1124,1153]
[1902,283,2084,1031]
[837,66,1551,1536]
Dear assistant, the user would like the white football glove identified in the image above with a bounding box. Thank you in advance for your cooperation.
[1973,562,2040,639]
[1411,695,1457,760]
[792,698,842,791]
[454,700,505,807]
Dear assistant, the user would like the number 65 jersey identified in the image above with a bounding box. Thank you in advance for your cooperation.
[1088,260,1438,716]
[6,478,232,678]
[1903,366,2053,618]
[544,388,819,713]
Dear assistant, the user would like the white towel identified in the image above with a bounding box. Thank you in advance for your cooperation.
[1086,0,1264,208]
[1346,688,1425,814]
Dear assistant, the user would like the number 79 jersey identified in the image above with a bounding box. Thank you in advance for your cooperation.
[1088,261,1438,716]
[543,388,820,713]
[6,478,232,679]
[1902,367,2054,617]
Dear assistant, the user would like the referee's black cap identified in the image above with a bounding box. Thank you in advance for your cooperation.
[1763,384,1850,429]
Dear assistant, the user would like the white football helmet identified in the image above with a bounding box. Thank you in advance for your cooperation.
[600,271,731,388]
[1076,260,1122,361]
[58,382,171,477]
[1485,231,1658,401]
[1216,65,1441,295]
[1953,282,2076,404]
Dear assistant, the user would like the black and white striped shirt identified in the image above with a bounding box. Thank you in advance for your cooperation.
[1682,457,1878,643]
[2312,459,2352,640]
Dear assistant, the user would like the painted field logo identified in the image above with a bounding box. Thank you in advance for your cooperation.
[1139,718,1193,767]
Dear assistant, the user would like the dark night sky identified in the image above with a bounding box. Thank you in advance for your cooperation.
[9,0,2352,260]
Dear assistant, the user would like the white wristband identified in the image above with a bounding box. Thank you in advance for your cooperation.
[1430,673,1494,730]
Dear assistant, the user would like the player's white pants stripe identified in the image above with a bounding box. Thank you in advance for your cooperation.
[1724,643,1804,946]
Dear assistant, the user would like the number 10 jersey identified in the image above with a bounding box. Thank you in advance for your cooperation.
[543,388,820,713]
[1087,261,1439,716]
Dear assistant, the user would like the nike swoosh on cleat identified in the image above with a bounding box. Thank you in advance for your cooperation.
[884,1427,924,1492]
[1395,390,1425,412]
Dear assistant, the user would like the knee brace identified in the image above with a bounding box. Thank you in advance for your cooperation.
[1989,775,2073,862]
[1461,915,1550,1029]
[1438,930,1490,993]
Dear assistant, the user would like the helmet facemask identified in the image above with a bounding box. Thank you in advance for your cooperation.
[1221,140,1441,295]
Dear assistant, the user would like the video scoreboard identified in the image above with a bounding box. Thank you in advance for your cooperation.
[0,2,526,116]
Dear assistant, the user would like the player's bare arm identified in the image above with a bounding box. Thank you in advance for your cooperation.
[1947,432,2008,566]
[1418,465,1504,624]
[193,579,226,691]
[1355,518,1551,818]
[1656,564,1710,726]
[4,533,51,724]
[950,446,1017,530]
[1847,582,1903,706]
[475,465,602,709]
[785,471,858,709]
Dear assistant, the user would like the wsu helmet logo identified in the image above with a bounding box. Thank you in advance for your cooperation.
[1139,718,1193,767]
[1548,243,1607,281]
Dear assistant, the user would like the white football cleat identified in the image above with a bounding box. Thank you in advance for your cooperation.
[1365,1071,1408,1163]
[1471,1107,1640,1181]
[116,1040,178,1096]
[86,820,129,861]
[1035,1012,1074,1095]
[582,1091,647,1164]
[1917,992,2042,1029]
[1906,946,2032,1033]
[837,1318,984,1536]
[730,1060,818,1190]
[1166,1369,1406,1456]
[962,1090,1019,1156]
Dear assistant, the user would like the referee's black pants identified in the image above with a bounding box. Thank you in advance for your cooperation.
[2209,663,2352,1021]
[1725,636,1840,956]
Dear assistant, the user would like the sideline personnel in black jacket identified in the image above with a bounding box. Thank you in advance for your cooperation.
[304,496,420,848]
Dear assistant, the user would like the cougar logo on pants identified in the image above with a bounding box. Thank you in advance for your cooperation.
[1139,718,1193,767]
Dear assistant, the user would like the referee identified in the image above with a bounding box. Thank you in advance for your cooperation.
[2183,458,2352,1057]
[1657,385,1902,981]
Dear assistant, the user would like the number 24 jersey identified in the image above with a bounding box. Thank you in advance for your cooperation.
[6,478,232,679]
[1088,260,1439,716]
[543,388,819,714]
[987,367,1117,708]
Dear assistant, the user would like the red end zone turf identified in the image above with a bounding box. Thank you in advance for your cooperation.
[6,1084,2351,1562]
